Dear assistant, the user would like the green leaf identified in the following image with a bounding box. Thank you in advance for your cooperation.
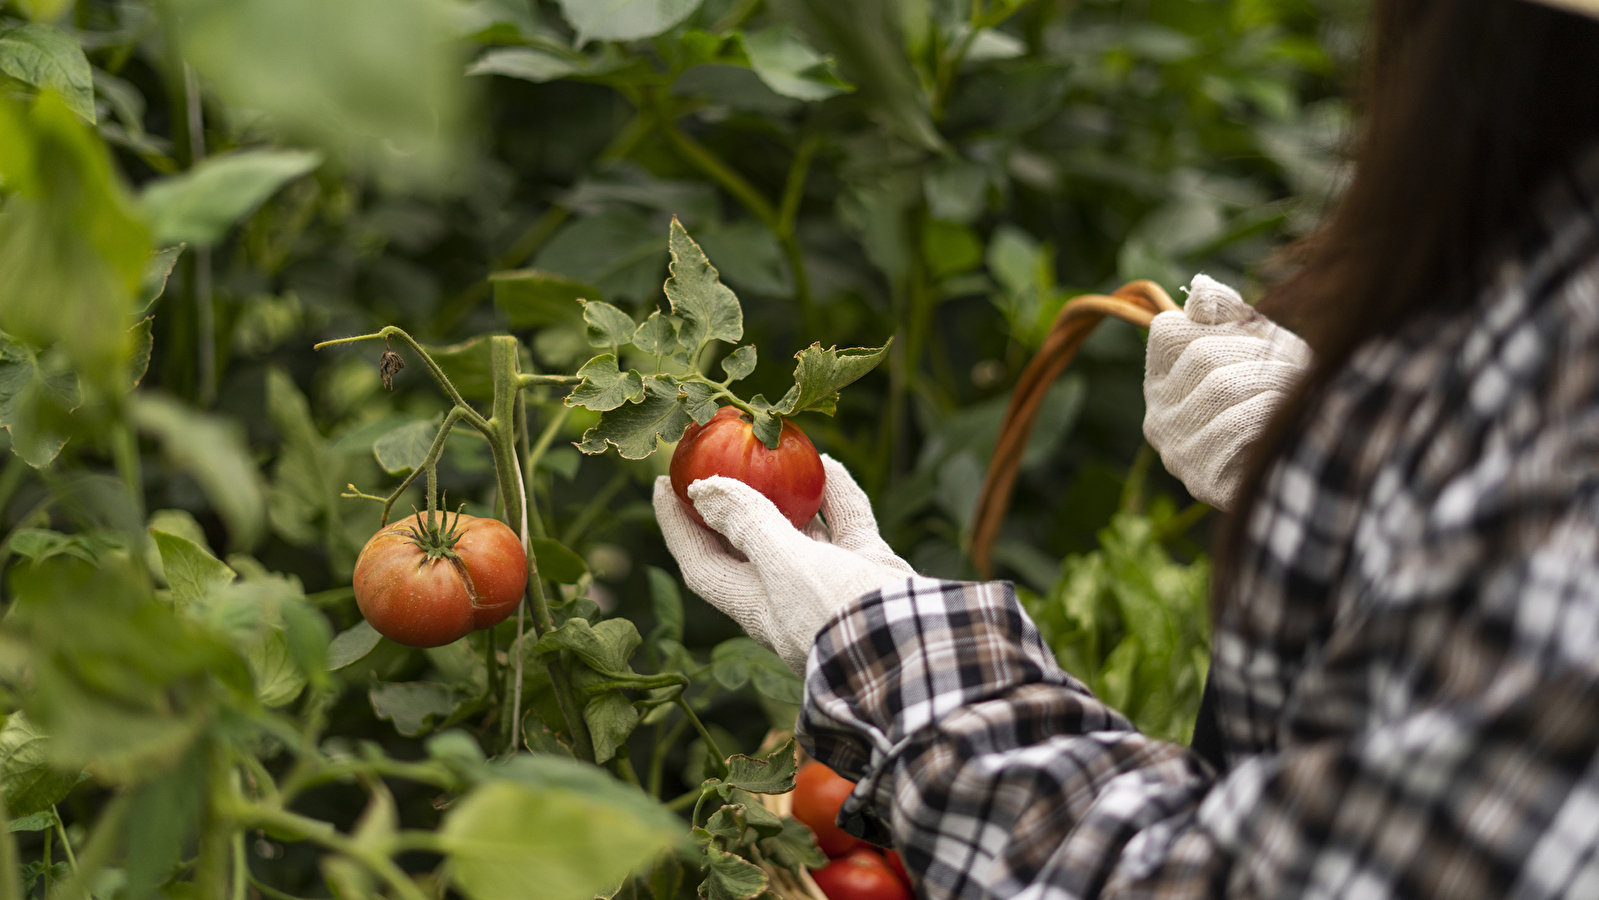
[0,337,81,468]
[265,367,350,572]
[698,845,766,900]
[440,778,679,900]
[760,818,828,875]
[650,851,684,900]
[774,341,893,417]
[466,47,643,84]
[151,529,236,605]
[372,418,438,474]
[664,217,743,353]
[247,629,307,707]
[582,300,639,353]
[631,312,681,357]
[531,537,590,585]
[533,618,641,676]
[370,682,461,738]
[741,26,854,101]
[556,0,705,45]
[0,94,147,387]
[124,747,206,900]
[0,713,81,818]
[680,381,720,425]
[576,376,695,459]
[132,393,265,549]
[646,566,683,645]
[566,355,646,412]
[164,0,466,187]
[491,268,596,328]
[583,690,638,764]
[429,335,534,401]
[534,209,667,305]
[0,24,95,122]
[328,620,383,670]
[744,396,782,450]
[703,805,743,843]
[5,811,53,833]
[710,638,802,705]
[720,345,757,383]
[721,740,799,795]
[10,529,125,565]
[141,150,323,246]
[128,316,154,389]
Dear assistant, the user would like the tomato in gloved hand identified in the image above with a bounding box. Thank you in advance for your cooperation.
[811,848,912,900]
[792,760,863,857]
[353,510,527,648]
[670,406,825,531]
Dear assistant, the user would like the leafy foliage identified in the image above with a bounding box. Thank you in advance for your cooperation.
[0,0,1355,893]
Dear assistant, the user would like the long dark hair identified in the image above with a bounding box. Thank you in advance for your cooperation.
[1216,0,1599,597]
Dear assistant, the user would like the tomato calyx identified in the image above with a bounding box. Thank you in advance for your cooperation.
[399,506,488,609]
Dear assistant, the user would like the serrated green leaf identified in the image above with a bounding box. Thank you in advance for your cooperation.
[775,341,892,417]
[141,150,323,246]
[584,690,638,764]
[566,355,646,412]
[0,24,95,122]
[721,739,799,795]
[631,311,681,356]
[152,529,236,605]
[665,218,742,353]
[720,345,757,383]
[727,790,784,837]
[576,376,694,459]
[759,818,827,875]
[533,617,642,676]
[698,845,766,900]
[742,26,854,101]
[531,537,589,584]
[679,381,719,425]
[703,805,743,843]
[582,300,638,353]
[372,418,438,474]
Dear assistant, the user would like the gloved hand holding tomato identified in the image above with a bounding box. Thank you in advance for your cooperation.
[792,760,915,900]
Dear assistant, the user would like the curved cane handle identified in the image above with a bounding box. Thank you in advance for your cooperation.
[970,280,1178,578]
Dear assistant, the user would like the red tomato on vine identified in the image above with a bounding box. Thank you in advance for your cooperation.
[811,848,913,900]
[670,406,825,530]
[792,760,863,858]
[353,510,527,648]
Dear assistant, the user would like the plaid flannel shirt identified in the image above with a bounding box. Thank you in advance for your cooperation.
[796,152,1599,900]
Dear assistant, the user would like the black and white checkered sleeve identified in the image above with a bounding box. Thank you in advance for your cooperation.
[796,577,1224,900]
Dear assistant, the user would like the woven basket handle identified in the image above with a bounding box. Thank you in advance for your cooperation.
[969,280,1179,578]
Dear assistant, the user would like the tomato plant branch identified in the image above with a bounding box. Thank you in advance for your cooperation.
[51,806,78,875]
[313,328,491,435]
[674,696,730,780]
[224,802,429,900]
[517,373,583,387]
[581,673,689,695]
[348,407,466,526]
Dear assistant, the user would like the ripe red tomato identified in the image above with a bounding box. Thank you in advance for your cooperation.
[811,848,912,900]
[669,406,825,530]
[353,511,527,648]
[792,761,862,857]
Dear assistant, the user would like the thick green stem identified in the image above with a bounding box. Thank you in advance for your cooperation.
[580,673,689,695]
[0,793,20,900]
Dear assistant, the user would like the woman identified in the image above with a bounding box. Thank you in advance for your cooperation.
[654,0,1599,896]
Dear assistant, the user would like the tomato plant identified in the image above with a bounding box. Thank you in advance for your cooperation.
[792,760,864,857]
[671,406,826,530]
[0,0,1346,893]
[354,510,528,647]
[811,848,914,900]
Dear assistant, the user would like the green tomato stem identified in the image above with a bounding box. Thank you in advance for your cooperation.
[314,327,492,435]
[674,696,730,780]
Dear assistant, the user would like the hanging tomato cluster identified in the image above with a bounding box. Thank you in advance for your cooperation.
[791,761,914,900]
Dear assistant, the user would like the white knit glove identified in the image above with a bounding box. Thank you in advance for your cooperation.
[653,455,914,673]
[1144,274,1313,512]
